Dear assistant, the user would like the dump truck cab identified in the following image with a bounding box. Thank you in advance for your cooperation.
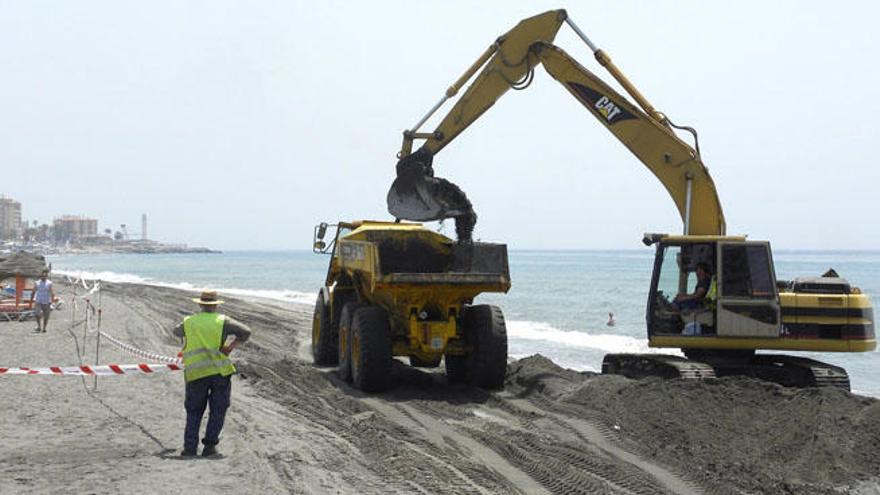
[311,220,510,392]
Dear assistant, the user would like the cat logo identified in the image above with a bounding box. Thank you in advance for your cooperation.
[595,96,622,123]
[566,82,637,125]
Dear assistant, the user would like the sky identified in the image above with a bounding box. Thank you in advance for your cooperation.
[1,1,878,250]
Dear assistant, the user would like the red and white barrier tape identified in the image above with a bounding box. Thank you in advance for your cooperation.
[63,275,100,294]
[0,363,182,376]
[99,331,182,365]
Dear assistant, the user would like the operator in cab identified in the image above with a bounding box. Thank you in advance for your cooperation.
[674,262,712,311]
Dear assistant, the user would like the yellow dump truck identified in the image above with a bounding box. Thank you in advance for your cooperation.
[311,220,511,392]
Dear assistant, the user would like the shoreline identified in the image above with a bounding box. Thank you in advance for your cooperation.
[2,244,220,257]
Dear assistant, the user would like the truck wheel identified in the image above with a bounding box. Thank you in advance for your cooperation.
[444,354,469,384]
[463,304,507,389]
[311,291,338,366]
[337,302,362,382]
[410,356,442,368]
[350,306,393,392]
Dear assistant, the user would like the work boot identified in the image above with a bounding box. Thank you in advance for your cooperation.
[201,445,218,457]
[180,447,197,457]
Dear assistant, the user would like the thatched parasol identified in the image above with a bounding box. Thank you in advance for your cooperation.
[0,252,48,280]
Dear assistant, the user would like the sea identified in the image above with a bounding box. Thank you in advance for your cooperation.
[49,250,880,397]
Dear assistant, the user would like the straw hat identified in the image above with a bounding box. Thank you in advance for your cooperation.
[192,290,224,305]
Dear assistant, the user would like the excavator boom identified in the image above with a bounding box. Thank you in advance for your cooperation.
[387,9,726,238]
[538,43,725,236]
[388,10,566,239]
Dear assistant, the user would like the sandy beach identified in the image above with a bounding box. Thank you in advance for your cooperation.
[1,280,878,495]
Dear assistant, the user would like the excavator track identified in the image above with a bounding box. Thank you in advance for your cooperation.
[744,354,851,391]
[603,352,851,391]
[602,354,716,381]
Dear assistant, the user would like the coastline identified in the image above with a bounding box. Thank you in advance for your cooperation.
[0,279,877,494]
[1,244,219,257]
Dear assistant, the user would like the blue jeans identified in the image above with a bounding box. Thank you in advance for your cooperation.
[184,374,231,450]
[675,299,702,311]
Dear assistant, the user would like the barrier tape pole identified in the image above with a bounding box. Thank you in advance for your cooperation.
[94,290,102,390]
[81,296,88,358]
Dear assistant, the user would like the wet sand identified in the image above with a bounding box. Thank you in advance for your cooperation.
[0,281,878,494]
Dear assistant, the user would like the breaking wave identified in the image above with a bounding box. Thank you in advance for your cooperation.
[506,320,677,355]
[53,269,316,306]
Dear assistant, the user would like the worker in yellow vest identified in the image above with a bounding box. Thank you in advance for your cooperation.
[173,290,251,457]
[674,262,713,311]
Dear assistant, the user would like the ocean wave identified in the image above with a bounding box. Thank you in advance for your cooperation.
[506,320,678,355]
[219,288,316,306]
[53,269,316,306]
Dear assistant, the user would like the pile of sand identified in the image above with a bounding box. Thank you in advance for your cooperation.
[506,355,880,494]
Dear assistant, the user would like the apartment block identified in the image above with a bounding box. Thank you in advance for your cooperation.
[53,215,98,242]
[0,196,23,241]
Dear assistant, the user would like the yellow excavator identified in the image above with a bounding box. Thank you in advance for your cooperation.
[387,9,875,390]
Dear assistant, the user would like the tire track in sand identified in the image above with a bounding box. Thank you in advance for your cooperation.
[244,359,520,494]
[402,394,683,495]
[513,393,704,495]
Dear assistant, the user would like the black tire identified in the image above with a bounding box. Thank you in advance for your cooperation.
[311,291,338,365]
[462,304,507,389]
[409,355,442,368]
[332,289,355,330]
[444,354,469,384]
[350,306,393,392]
[337,302,362,382]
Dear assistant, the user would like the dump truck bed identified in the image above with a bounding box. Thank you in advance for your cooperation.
[377,242,510,292]
[380,272,508,285]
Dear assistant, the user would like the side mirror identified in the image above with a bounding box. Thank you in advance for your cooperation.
[313,222,333,254]
[316,222,328,240]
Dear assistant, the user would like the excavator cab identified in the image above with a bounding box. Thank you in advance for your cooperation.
[646,234,781,341]
[612,232,872,390]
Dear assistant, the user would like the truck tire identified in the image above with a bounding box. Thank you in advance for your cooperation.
[332,289,355,331]
[311,291,338,366]
[350,306,393,392]
[337,302,362,382]
[463,304,507,389]
[444,354,469,384]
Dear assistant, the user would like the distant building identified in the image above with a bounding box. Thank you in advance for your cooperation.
[53,215,98,243]
[0,196,23,241]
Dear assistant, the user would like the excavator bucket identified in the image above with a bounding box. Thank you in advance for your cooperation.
[387,174,473,221]
[386,148,471,221]
[387,148,477,241]
[387,173,445,221]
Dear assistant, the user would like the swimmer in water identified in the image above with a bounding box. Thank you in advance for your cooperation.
[606,312,616,327]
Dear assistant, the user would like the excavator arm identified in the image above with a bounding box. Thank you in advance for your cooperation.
[537,43,725,237]
[388,9,726,239]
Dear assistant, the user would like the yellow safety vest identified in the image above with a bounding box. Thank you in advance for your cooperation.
[705,277,718,311]
[182,313,236,382]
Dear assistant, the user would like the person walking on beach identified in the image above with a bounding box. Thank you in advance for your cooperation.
[30,270,55,333]
[173,290,251,457]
